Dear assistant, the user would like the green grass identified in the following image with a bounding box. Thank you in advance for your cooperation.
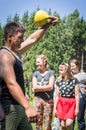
[74,119,78,130]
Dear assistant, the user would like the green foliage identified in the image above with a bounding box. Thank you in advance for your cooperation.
[13,13,20,22]
[6,15,12,24]
[0,8,86,88]
[21,11,29,27]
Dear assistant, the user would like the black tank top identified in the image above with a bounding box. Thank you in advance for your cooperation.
[0,47,25,105]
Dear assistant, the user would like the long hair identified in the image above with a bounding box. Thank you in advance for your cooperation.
[60,62,73,81]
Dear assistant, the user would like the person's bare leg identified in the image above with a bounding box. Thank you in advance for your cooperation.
[60,120,66,130]
[66,119,73,130]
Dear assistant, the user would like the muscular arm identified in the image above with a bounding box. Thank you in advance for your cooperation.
[0,52,30,109]
[0,51,37,120]
[18,16,58,54]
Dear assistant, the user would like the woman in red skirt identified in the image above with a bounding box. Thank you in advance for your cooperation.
[54,62,80,130]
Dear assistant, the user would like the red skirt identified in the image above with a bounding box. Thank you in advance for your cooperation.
[56,97,76,120]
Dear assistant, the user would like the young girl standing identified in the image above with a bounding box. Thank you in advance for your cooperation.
[54,62,80,130]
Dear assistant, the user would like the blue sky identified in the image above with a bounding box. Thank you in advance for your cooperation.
[0,0,86,25]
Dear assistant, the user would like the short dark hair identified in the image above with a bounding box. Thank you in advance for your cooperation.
[4,22,26,40]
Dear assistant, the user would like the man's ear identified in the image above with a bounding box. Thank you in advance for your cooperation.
[7,33,12,42]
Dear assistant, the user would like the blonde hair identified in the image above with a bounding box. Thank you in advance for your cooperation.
[36,54,49,70]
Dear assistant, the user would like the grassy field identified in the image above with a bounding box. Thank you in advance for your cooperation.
[73,119,78,130]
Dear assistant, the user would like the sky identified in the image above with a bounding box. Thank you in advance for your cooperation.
[0,0,86,25]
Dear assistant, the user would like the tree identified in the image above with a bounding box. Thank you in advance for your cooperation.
[13,13,20,22]
[21,11,29,27]
[0,8,86,85]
